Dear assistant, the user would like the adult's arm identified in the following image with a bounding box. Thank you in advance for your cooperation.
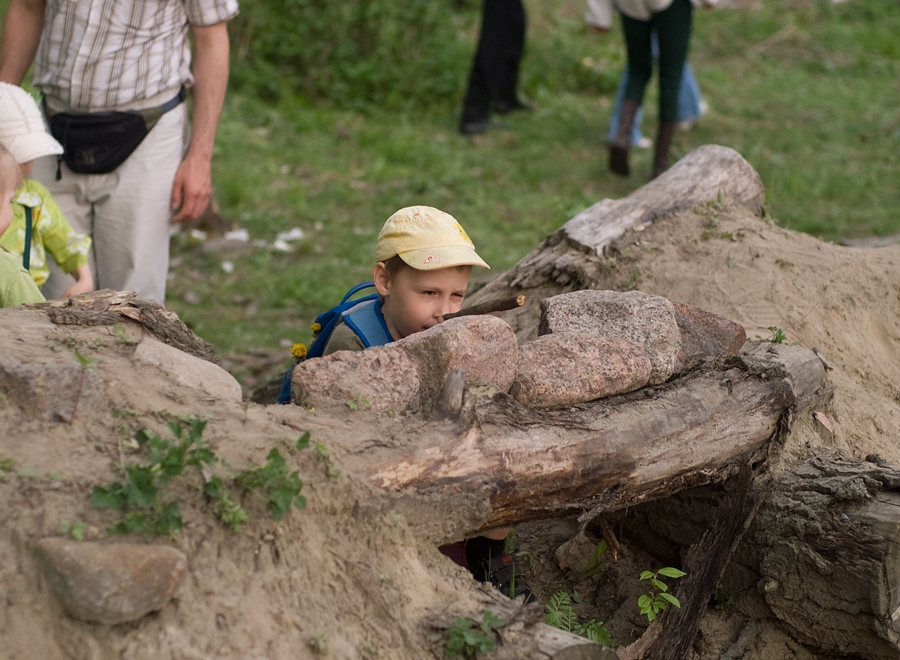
[0,0,45,84]
[170,21,229,223]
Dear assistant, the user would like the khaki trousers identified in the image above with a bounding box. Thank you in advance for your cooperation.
[35,102,188,304]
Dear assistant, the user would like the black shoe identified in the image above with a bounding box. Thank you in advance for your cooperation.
[609,143,630,177]
[460,119,492,135]
[478,554,537,604]
[495,99,532,115]
[459,118,507,136]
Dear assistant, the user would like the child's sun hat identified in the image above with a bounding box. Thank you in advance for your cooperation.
[0,82,64,164]
[376,205,490,271]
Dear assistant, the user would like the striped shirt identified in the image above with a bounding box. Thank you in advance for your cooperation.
[33,0,239,112]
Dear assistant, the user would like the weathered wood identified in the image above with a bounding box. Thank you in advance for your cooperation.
[619,464,760,660]
[745,450,900,660]
[42,289,221,365]
[432,368,466,420]
[361,343,826,539]
[444,294,525,320]
[462,146,765,338]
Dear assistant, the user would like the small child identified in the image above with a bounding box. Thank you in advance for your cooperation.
[317,205,534,602]
[0,144,44,307]
[0,83,93,298]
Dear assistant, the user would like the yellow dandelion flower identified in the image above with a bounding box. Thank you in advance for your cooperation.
[291,343,308,360]
[310,322,322,336]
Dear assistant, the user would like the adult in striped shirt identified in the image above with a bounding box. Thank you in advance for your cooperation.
[0,0,239,303]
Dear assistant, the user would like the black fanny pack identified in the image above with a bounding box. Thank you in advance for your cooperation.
[46,87,185,178]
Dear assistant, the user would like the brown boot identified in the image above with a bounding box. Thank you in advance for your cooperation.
[651,121,676,179]
[609,99,640,177]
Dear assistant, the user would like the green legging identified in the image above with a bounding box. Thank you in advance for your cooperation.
[621,0,693,123]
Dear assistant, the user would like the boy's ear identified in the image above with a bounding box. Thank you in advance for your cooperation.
[373,262,391,296]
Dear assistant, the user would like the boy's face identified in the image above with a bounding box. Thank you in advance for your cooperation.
[374,262,472,341]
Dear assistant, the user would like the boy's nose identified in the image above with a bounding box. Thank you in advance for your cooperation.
[437,297,455,320]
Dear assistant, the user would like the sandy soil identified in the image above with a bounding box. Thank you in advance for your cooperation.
[1,195,898,660]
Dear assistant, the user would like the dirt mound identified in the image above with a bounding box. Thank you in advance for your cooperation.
[2,190,898,659]
[597,202,900,465]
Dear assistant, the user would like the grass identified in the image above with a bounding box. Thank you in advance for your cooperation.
[8,0,894,384]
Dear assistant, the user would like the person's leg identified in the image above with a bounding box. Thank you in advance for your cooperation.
[607,67,646,146]
[676,61,703,126]
[654,0,692,123]
[611,13,653,175]
[461,0,502,131]
[621,14,653,107]
[90,105,187,303]
[495,0,527,112]
[652,0,692,177]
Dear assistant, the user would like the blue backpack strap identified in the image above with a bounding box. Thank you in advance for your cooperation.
[276,282,386,405]
[276,366,294,404]
[341,298,392,348]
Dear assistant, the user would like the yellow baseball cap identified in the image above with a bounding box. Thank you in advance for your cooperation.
[375,206,490,271]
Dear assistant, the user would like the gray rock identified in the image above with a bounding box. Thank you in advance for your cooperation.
[539,290,681,385]
[397,315,518,402]
[291,345,420,412]
[35,538,187,625]
[511,334,651,408]
[0,354,106,422]
[133,337,242,402]
[672,301,747,372]
[291,316,518,412]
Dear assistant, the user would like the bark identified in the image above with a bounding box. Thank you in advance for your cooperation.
[746,450,900,660]
[619,465,760,660]
[41,289,220,365]
[360,341,828,540]
[464,145,765,338]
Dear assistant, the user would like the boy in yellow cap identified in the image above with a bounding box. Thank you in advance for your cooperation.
[320,205,489,354]
[300,205,534,602]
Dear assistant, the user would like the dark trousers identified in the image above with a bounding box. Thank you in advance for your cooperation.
[621,0,693,122]
[461,0,526,123]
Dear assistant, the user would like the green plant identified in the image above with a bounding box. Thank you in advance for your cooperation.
[763,326,787,343]
[112,323,135,346]
[92,417,215,537]
[71,349,99,422]
[584,539,609,579]
[308,633,327,653]
[0,455,15,479]
[544,591,614,646]
[236,447,307,521]
[346,392,371,411]
[92,417,306,537]
[60,519,87,542]
[638,567,686,622]
[313,441,341,479]
[445,610,502,658]
[712,581,735,610]
[621,267,641,291]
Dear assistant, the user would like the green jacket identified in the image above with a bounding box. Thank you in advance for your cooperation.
[0,179,91,287]
[0,250,45,307]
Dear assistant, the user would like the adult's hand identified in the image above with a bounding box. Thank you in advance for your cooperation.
[171,150,213,222]
[170,21,229,223]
